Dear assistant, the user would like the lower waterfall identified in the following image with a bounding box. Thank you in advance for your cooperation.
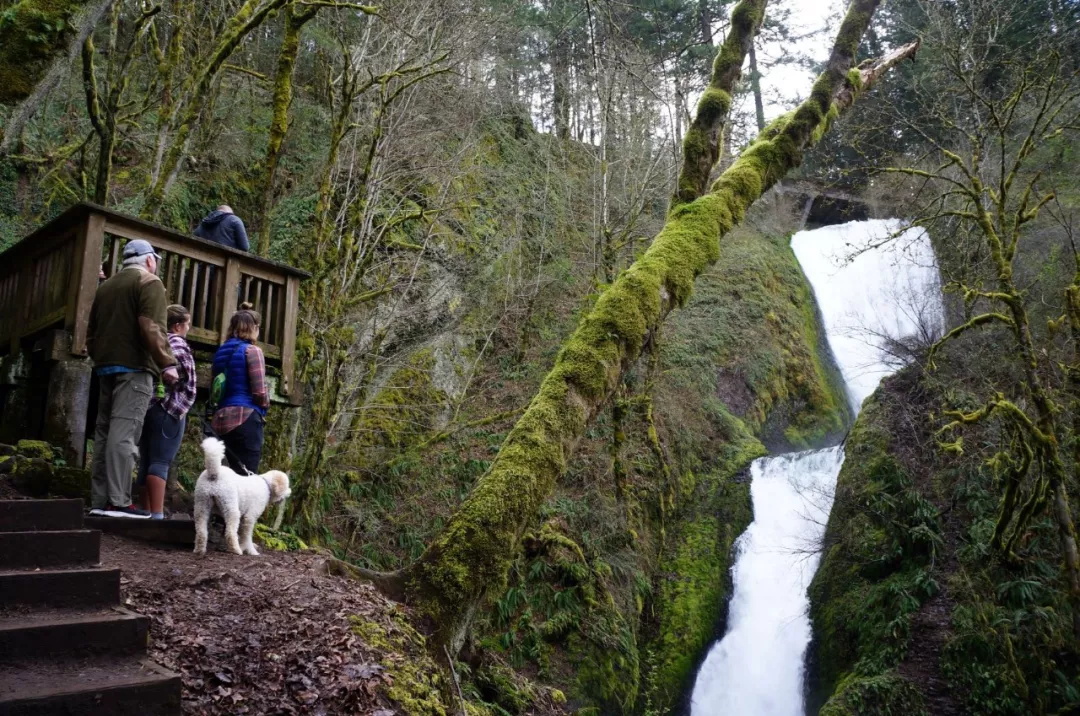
[688,219,943,716]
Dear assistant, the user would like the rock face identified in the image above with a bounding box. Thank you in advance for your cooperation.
[807,362,1080,716]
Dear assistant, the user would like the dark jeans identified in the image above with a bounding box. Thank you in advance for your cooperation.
[221,411,264,474]
[137,403,186,484]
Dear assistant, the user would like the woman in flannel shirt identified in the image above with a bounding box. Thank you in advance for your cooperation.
[137,304,197,519]
[210,304,270,474]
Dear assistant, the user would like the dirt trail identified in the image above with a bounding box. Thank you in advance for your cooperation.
[102,534,401,715]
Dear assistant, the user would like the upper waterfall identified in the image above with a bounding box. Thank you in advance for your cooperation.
[791,219,944,412]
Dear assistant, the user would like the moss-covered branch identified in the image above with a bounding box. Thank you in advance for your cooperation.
[671,0,766,209]
[392,0,916,652]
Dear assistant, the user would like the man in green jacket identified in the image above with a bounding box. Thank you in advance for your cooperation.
[87,240,178,518]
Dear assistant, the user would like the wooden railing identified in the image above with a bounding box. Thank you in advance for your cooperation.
[0,203,308,402]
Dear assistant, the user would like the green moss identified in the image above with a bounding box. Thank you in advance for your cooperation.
[16,439,55,461]
[820,673,927,716]
[350,611,451,715]
[642,473,756,711]
[0,0,87,104]
[49,465,90,500]
[253,523,308,551]
[807,391,943,712]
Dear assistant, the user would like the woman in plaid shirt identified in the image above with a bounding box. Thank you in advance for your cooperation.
[137,305,197,519]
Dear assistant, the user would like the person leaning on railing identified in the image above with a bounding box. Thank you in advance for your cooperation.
[86,240,178,519]
[209,304,269,473]
[136,304,196,520]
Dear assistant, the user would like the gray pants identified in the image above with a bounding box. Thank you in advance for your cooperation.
[91,372,153,509]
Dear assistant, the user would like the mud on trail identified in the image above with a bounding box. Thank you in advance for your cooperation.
[102,534,405,715]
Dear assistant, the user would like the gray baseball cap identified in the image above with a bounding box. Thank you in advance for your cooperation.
[123,239,162,260]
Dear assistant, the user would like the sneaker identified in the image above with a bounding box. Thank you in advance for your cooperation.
[101,504,152,519]
[88,507,108,516]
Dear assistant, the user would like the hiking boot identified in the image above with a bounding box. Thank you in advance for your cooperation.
[100,504,152,519]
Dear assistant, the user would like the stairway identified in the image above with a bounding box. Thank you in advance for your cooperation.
[0,499,181,715]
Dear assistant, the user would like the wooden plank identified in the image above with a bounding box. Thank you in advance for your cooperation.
[280,276,299,399]
[176,257,189,310]
[198,261,212,329]
[104,236,120,277]
[218,258,241,340]
[24,307,68,337]
[188,263,202,328]
[70,212,107,356]
[236,262,289,283]
[265,282,276,345]
[185,326,219,346]
[162,252,176,301]
[11,251,32,353]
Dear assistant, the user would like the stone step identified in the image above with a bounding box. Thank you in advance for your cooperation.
[0,567,120,609]
[84,515,194,546]
[0,656,181,716]
[0,530,100,569]
[0,500,83,532]
[0,607,149,660]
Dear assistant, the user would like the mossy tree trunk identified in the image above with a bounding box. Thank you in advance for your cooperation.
[284,42,451,537]
[143,0,292,218]
[80,2,157,204]
[392,0,920,653]
[256,1,378,256]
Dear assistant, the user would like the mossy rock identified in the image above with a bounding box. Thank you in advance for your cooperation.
[476,663,536,714]
[8,456,54,497]
[16,440,55,462]
[253,523,308,551]
[49,465,91,500]
[0,443,14,457]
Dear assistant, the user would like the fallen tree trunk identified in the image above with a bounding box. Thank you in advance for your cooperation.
[389,0,919,652]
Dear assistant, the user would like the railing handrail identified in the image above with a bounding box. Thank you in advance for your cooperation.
[0,202,311,280]
[0,202,307,403]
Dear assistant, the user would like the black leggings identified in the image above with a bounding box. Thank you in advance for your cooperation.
[221,411,264,474]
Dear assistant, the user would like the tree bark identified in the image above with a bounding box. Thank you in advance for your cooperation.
[257,3,319,256]
[748,40,766,131]
[393,0,915,653]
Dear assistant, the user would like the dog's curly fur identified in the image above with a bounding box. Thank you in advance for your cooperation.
[193,438,291,556]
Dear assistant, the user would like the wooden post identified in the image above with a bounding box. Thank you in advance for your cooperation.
[69,211,107,356]
[43,358,93,467]
[218,258,241,339]
[281,275,299,401]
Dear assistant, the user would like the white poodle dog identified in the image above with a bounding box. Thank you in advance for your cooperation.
[193,437,291,556]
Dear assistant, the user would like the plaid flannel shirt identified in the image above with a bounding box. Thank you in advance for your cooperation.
[155,333,196,418]
[211,343,269,434]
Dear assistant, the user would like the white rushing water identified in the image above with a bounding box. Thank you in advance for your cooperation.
[689,219,944,716]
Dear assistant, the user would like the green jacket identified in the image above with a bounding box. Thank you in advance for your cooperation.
[87,265,176,376]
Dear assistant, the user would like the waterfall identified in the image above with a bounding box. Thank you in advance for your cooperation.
[688,219,943,716]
